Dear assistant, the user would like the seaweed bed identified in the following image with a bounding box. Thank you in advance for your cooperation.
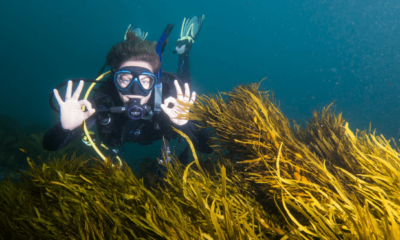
[0,83,399,239]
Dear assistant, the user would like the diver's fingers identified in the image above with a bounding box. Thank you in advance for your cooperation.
[80,100,95,118]
[161,97,178,118]
[184,83,190,102]
[53,89,64,106]
[65,80,73,101]
[79,99,93,111]
[174,80,183,101]
[189,91,196,104]
[85,108,96,119]
[160,104,171,117]
[163,96,178,108]
[72,80,84,100]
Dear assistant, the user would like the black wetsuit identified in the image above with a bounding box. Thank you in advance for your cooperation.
[43,54,212,157]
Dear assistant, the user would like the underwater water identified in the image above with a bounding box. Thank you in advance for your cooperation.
[1,0,400,167]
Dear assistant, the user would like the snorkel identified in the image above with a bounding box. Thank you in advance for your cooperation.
[153,24,174,130]
[153,24,174,112]
[156,24,174,79]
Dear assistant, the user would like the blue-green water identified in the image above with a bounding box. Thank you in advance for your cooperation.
[1,0,400,165]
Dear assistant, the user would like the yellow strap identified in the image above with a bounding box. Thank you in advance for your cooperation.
[179,36,195,44]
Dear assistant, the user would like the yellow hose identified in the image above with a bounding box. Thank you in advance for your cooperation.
[81,71,123,166]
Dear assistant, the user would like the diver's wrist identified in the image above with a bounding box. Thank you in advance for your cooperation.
[61,125,73,133]
[55,122,73,135]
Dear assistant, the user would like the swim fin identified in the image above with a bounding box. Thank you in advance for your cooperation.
[124,24,148,41]
[175,15,205,55]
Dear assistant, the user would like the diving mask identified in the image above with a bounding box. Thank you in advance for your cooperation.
[114,66,157,96]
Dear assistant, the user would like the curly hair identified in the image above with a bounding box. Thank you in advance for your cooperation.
[106,31,160,73]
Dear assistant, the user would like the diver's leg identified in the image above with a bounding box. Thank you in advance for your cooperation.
[177,54,191,85]
[175,15,205,85]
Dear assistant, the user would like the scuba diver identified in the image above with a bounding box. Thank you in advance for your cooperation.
[43,15,211,166]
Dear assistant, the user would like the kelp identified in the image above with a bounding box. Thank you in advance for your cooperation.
[190,82,400,239]
[278,124,400,239]
[190,83,340,200]
[1,83,400,239]
[0,140,284,239]
[292,103,363,179]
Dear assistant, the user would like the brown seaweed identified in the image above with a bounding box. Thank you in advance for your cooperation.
[1,83,400,239]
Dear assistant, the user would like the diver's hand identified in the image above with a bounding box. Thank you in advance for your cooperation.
[161,80,196,126]
[53,80,95,131]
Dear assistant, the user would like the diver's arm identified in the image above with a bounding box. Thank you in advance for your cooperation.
[175,121,213,154]
[175,15,205,85]
[43,117,96,151]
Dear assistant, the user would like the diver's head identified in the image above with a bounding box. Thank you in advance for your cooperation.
[106,31,160,105]
[116,61,155,105]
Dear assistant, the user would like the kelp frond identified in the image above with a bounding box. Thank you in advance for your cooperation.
[0,139,284,239]
[190,82,400,239]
